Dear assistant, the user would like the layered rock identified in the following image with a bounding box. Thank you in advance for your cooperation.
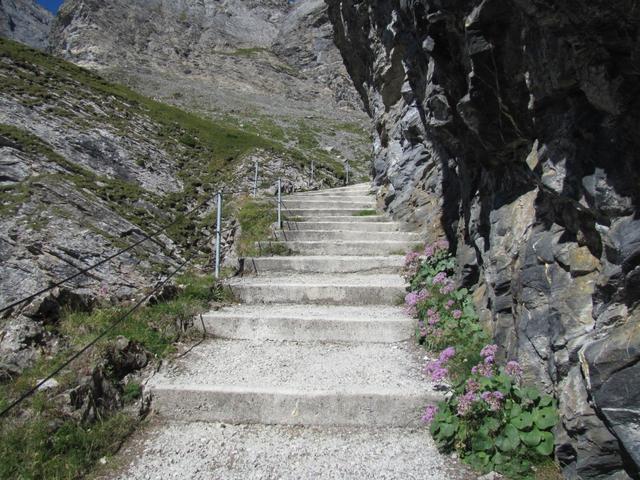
[326,1,640,478]
[0,0,52,50]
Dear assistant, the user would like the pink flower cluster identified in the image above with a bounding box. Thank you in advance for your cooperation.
[426,308,440,326]
[472,344,498,377]
[505,360,523,378]
[457,391,477,416]
[423,239,450,259]
[404,289,430,316]
[432,271,455,294]
[481,391,505,411]
[424,347,456,382]
[404,251,420,266]
[421,405,438,424]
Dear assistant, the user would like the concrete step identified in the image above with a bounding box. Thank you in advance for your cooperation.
[285,208,378,217]
[199,304,413,342]
[300,183,371,196]
[149,339,441,426]
[282,200,376,210]
[286,194,374,203]
[241,255,404,274]
[298,215,389,223]
[274,230,420,242]
[284,221,402,232]
[113,422,469,480]
[257,240,420,256]
[226,273,405,305]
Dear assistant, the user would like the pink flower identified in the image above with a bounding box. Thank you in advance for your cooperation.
[439,347,456,363]
[433,272,448,285]
[457,391,477,416]
[505,360,523,378]
[427,310,440,326]
[421,405,438,424]
[465,378,480,393]
[424,360,448,382]
[404,251,420,266]
[424,244,435,258]
[437,239,450,251]
[472,361,494,377]
[447,300,455,307]
[480,344,498,359]
[481,391,505,411]
[452,309,462,319]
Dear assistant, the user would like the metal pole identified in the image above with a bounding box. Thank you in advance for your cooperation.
[345,161,349,185]
[215,191,222,279]
[277,178,282,229]
[311,160,314,184]
[253,160,258,197]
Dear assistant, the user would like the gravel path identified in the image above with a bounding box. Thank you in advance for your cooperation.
[106,421,474,480]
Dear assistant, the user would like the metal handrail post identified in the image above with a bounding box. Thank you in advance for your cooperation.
[277,178,282,229]
[215,191,222,279]
[345,160,350,185]
[311,160,314,183]
[253,160,258,197]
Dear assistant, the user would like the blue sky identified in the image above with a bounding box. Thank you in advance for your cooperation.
[37,0,64,13]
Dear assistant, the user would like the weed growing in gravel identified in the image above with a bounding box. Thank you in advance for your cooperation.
[403,243,559,479]
[352,209,377,216]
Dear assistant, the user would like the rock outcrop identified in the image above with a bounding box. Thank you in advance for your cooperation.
[0,0,52,49]
[325,1,639,478]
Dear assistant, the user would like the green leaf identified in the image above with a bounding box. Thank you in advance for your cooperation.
[496,424,520,452]
[483,417,501,433]
[492,451,508,465]
[439,423,456,439]
[511,412,534,430]
[535,431,555,456]
[509,402,523,418]
[534,407,559,430]
[472,432,494,452]
[538,394,554,407]
[520,428,542,447]
[522,387,541,401]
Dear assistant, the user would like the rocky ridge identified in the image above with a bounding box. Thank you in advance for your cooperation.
[0,0,52,50]
[326,1,639,479]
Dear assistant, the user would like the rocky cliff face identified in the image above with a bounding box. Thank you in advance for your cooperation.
[0,0,52,49]
[326,1,639,478]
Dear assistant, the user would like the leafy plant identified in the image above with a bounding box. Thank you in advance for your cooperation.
[404,242,560,478]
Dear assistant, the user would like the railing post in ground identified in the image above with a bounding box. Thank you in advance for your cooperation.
[277,178,282,229]
[311,160,314,184]
[215,191,222,279]
[345,160,350,185]
[253,160,258,197]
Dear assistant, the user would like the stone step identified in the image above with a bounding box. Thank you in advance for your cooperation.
[299,183,371,196]
[274,230,420,242]
[286,194,374,203]
[285,208,378,217]
[257,240,420,256]
[284,221,402,232]
[282,200,376,210]
[114,422,468,480]
[226,273,405,305]
[149,339,441,426]
[298,215,389,223]
[241,255,404,274]
[199,304,412,342]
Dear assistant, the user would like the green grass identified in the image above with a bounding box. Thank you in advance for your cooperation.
[353,209,378,216]
[236,198,278,256]
[0,272,224,480]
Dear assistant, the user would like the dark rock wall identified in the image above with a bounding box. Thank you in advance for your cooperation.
[325,1,640,478]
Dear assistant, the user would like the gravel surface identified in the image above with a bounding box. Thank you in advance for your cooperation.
[204,304,409,322]
[106,420,474,480]
[152,339,433,394]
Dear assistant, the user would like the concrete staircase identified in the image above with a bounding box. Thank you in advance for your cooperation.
[118,184,466,479]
